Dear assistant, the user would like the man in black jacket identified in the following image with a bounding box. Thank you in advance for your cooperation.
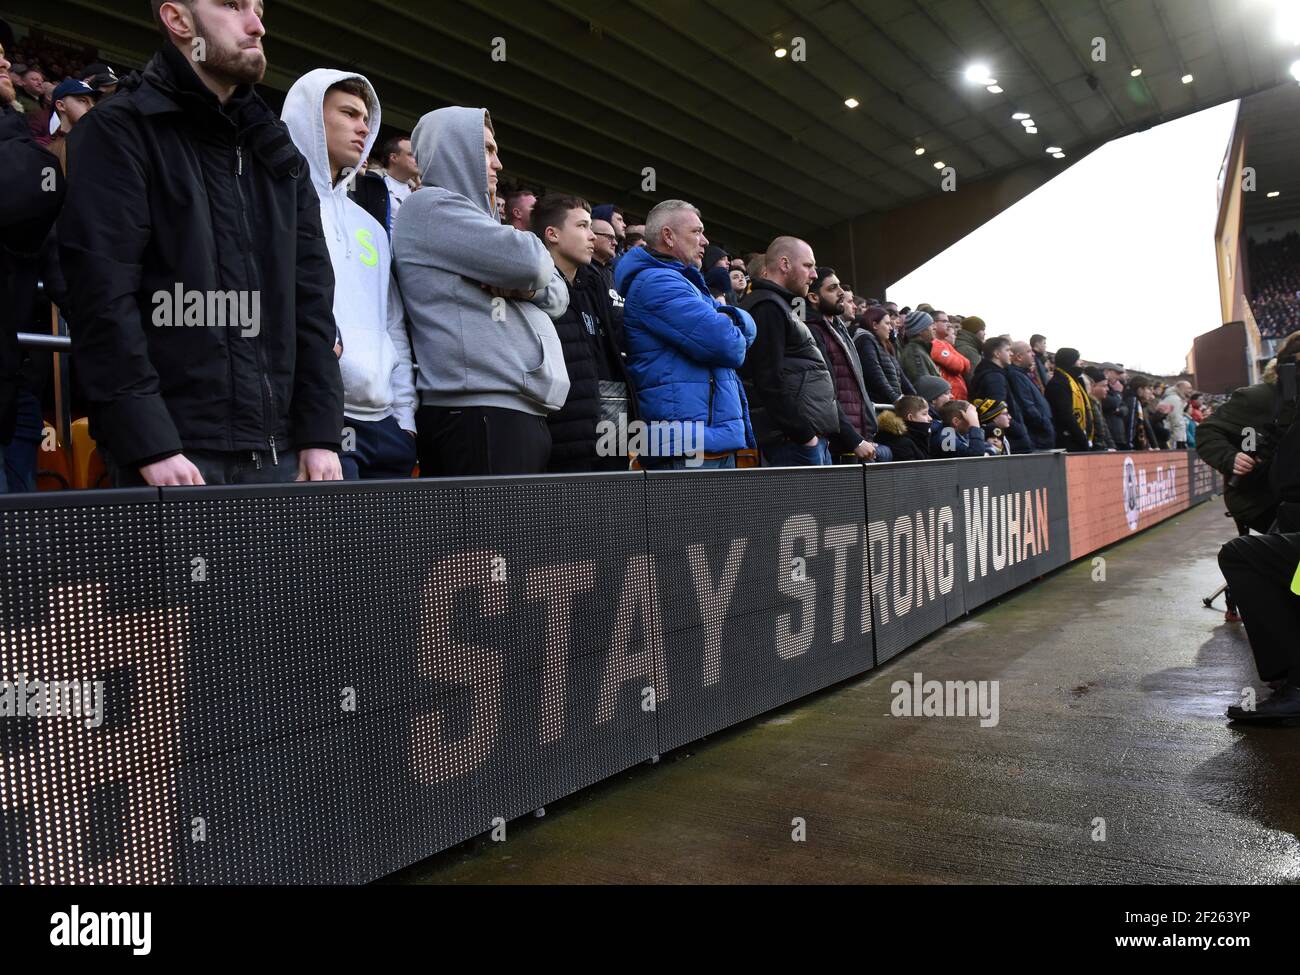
[58,0,344,486]
[1100,362,1127,448]
[970,336,1032,454]
[1,30,65,493]
[533,195,633,472]
[1120,377,1159,451]
[737,237,840,466]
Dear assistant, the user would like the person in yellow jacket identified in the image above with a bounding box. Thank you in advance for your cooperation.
[1044,347,1094,451]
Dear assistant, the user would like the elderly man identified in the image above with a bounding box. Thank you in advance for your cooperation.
[1160,380,1193,448]
[1008,341,1055,451]
[614,199,755,469]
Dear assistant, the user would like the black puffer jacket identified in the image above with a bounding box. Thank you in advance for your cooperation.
[852,327,913,404]
[547,264,627,472]
[58,44,344,469]
[1,104,65,443]
[737,279,839,446]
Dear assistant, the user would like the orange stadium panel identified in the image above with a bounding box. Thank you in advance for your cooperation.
[1066,453,1191,560]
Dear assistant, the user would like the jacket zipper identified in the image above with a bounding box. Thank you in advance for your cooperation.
[234,140,279,465]
[708,376,716,426]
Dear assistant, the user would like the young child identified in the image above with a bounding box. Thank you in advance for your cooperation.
[973,398,1013,455]
[930,399,997,457]
[875,395,932,462]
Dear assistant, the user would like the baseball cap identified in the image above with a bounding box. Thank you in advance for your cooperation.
[77,62,119,93]
[49,77,96,135]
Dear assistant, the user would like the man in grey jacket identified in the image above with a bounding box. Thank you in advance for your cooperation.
[1159,380,1191,448]
[392,106,570,475]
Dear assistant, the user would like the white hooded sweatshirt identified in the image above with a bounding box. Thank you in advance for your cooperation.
[281,68,416,431]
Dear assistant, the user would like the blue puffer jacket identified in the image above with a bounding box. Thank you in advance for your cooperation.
[615,247,756,455]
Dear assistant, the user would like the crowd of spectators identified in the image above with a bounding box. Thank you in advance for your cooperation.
[1249,232,1300,339]
[1,7,1211,492]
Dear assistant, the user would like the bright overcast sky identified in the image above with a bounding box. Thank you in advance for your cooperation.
[887,100,1240,376]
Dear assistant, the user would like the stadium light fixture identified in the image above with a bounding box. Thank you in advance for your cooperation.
[914,146,926,156]
[844,97,860,108]
[986,84,1004,93]
[1053,152,1066,159]
[1026,126,1038,134]
[1292,60,1300,82]
[933,160,946,169]
[1045,146,1062,153]
[1181,73,1194,84]
[1268,190,1282,198]
[1012,112,1031,120]
[775,48,788,58]
[964,63,993,84]
[1020,118,1036,127]
[1130,66,1143,77]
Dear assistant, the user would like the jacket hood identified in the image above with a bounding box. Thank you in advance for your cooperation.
[878,410,908,436]
[411,106,493,216]
[281,68,382,201]
[613,243,708,298]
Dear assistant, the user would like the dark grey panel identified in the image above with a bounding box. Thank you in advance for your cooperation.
[644,466,874,753]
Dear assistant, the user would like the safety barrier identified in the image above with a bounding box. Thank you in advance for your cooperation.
[0,450,1220,884]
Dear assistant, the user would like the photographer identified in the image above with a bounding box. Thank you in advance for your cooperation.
[1209,334,1300,722]
[1196,331,1300,534]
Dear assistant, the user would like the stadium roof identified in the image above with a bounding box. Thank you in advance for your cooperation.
[1239,79,1300,228]
[9,0,1300,249]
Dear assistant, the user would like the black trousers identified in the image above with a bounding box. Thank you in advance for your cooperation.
[1218,532,1300,682]
[416,405,551,477]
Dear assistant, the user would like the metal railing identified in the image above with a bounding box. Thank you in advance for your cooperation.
[17,332,71,352]
[17,286,74,447]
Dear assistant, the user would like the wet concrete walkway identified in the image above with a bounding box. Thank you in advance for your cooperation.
[388,500,1300,884]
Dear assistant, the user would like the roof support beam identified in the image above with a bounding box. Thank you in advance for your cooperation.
[1152,0,1196,100]
[846,0,1027,165]
[971,0,1092,143]
[1082,0,1164,125]
[767,0,999,175]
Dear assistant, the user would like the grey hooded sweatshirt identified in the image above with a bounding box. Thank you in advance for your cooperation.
[392,107,569,416]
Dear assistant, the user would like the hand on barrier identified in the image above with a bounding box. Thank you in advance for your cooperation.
[854,440,876,461]
[140,454,206,486]
[297,448,343,482]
